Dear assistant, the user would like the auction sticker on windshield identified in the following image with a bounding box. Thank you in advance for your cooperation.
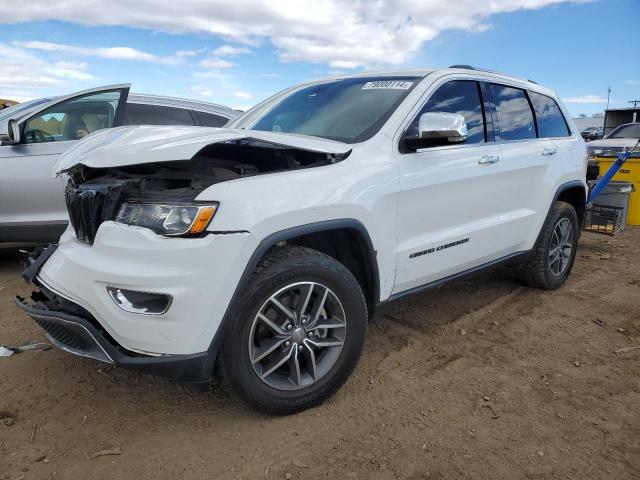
[362,80,414,90]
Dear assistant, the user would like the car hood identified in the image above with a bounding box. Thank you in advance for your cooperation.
[54,125,352,174]
[587,138,639,148]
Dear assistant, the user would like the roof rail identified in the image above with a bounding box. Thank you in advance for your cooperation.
[448,65,537,84]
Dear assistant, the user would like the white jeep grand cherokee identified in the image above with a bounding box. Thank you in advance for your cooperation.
[17,66,588,414]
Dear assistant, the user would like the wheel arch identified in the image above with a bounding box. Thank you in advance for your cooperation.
[246,220,380,309]
[532,180,586,248]
[206,219,381,369]
[554,180,587,230]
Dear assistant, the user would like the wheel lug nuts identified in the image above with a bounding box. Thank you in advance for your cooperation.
[285,340,291,347]
[286,324,293,331]
[308,331,314,337]
[301,318,307,325]
[298,345,303,351]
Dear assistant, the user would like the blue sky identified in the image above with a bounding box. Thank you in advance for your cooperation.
[0,0,638,116]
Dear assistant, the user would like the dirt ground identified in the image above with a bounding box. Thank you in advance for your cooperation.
[1,229,639,480]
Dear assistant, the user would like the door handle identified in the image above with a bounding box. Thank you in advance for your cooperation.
[478,155,500,165]
[541,147,557,156]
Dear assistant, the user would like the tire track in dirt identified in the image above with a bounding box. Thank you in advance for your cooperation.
[2,232,640,479]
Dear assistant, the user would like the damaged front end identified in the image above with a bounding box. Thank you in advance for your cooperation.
[62,137,350,244]
[16,245,217,385]
[14,130,351,385]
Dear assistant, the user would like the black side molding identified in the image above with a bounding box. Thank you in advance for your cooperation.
[382,250,530,304]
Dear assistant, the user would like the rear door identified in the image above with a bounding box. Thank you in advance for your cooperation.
[393,78,504,294]
[487,83,571,254]
[529,90,577,169]
[0,85,129,240]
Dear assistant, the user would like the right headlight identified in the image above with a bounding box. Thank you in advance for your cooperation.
[115,202,218,236]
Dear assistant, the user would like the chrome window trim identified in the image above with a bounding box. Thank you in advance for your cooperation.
[396,72,578,155]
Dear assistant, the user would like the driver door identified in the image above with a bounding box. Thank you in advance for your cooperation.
[0,85,129,242]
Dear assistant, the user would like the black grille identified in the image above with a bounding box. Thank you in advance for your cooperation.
[65,187,108,244]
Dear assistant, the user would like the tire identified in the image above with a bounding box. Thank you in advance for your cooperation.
[221,246,367,414]
[518,201,579,290]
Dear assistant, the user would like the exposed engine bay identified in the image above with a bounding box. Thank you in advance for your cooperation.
[63,139,350,243]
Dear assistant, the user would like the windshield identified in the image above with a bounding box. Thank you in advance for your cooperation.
[231,76,420,143]
[0,98,52,123]
[607,123,640,139]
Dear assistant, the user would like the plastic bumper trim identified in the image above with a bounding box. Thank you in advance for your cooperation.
[15,296,215,385]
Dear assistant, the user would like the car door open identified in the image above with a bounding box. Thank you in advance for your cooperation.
[0,85,129,242]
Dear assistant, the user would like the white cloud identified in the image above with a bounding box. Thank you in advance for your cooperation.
[563,94,607,104]
[213,45,250,57]
[0,0,586,68]
[232,91,251,99]
[624,79,640,86]
[192,70,235,80]
[199,57,235,69]
[13,40,183,65]
[192,85,213,97]
[176,48,207,57]
[44,61,95,80]
[0,43,95,96]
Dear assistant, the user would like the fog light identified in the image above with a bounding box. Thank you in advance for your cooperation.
[107,287,172,315]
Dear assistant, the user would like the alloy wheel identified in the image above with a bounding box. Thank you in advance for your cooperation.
[549,218,573,276]
[248,281,347,390]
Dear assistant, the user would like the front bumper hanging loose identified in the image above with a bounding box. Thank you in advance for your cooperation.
[15,246,217,386]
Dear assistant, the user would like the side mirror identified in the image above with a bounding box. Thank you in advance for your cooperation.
[418,112,468,142]
[1,119,21,145]
[403,112,468,151]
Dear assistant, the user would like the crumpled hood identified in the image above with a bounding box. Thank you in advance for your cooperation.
[54,125,352,175]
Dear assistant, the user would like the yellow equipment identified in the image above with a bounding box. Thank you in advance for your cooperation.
[597,157,640,225]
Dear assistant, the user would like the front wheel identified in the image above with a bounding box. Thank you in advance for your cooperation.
[517,201,579,290]
[221,246,367,414]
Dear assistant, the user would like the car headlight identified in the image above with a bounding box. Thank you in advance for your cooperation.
[115,202,218,236]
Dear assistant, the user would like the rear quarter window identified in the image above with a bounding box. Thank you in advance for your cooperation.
[127,103,195,126]
[529,91,571,138]
[192,110,229,127]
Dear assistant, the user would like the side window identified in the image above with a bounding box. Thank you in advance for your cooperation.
[24,90,123,144]
[192,110,229,127]
[127,104,195,126]
[407,80,486,144]
[529,91,570,138]
[489,84,536,141]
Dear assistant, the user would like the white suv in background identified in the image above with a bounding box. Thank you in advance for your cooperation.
[0,85,240,242]
[16,66,587,414]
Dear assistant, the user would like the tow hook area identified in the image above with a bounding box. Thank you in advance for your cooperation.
[21,243,58,284]
[13,248,217,386]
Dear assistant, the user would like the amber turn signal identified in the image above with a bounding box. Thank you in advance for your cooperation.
[188,205,217,234]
